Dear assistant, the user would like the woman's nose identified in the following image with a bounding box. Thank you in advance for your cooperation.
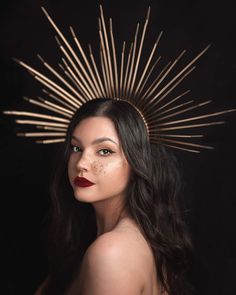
[76,152,90,173]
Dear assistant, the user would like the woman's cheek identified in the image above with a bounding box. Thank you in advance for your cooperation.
[68,155,79,180]
[91,158,127,176]
[91,160,105,174]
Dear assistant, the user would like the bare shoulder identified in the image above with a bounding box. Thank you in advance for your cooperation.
[88,228,148,265]
[89,220,154,273]
[79,229,149,294]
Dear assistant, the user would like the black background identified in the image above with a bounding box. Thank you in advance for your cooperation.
[0,0,235,294]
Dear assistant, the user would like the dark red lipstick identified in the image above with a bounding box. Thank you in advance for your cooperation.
[74,176,95,187]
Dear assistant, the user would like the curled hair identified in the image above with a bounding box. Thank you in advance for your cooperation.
[42,98,193,295]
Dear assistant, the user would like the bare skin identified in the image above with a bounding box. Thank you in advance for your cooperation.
[34,217,163,295]
[66,217,164,295]
[35,117,167,294]
[66,117,163,294]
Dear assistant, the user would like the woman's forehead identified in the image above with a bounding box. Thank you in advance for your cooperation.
[72,116,120,144]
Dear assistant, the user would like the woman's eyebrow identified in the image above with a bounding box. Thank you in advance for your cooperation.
[91,137,118,145]
[71,136,118,145]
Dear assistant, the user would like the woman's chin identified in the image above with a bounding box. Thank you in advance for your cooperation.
[73,189,95,203]
[73,193,89,202]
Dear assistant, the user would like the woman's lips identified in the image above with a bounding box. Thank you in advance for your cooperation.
[74,176,95,187]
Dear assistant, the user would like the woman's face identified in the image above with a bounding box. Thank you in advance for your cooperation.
[68,116,131,203]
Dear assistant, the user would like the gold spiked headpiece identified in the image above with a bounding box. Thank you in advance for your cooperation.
[3,6,235,153]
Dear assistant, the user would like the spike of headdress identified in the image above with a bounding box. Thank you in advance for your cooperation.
[3,6,236,153]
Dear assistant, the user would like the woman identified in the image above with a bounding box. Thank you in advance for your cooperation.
[34,98,192,295]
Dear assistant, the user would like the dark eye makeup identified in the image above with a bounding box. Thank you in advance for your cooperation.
[97,149,114,156]
[70,144,82,153]
[70,144,115,156]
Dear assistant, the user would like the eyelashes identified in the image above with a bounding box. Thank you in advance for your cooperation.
[70,144,81,153]
[70,144,115,156]
[97,149,114,156]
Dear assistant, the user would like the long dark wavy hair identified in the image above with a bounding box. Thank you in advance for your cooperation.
[41,98,193,295]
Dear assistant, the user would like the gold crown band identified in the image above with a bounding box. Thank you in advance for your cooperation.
[119,99,149,135]
[2,5,235,153]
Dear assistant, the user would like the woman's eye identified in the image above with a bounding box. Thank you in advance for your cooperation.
[70,144,81,153]
[98,149,114,156]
